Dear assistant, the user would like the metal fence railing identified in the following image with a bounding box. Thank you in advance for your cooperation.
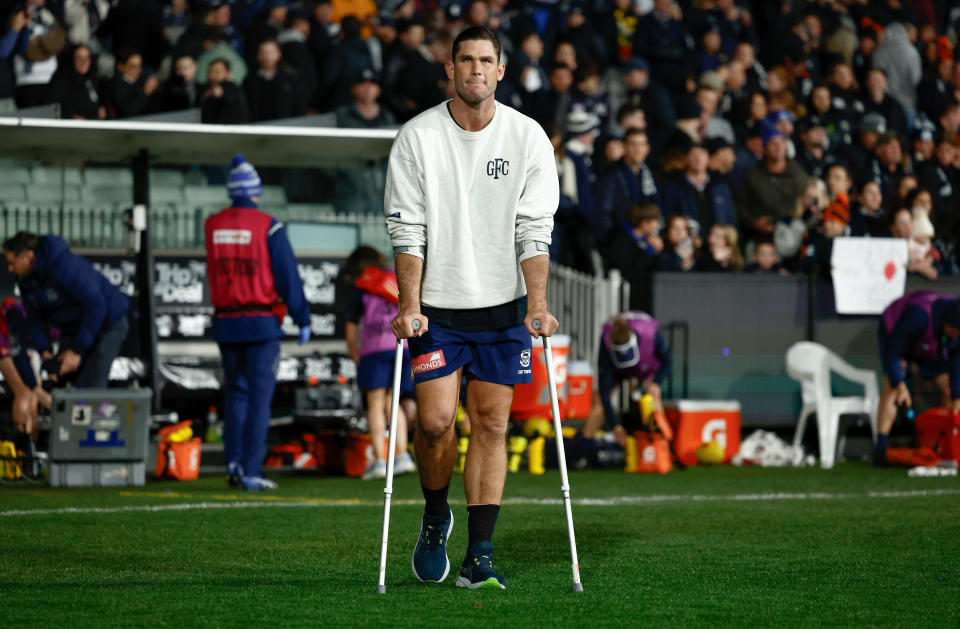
[547,266,628,367]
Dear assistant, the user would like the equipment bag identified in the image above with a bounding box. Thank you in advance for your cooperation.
[634,431,673,474]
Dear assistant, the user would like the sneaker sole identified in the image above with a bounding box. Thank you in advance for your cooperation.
[411,510,453,583]
[454,576,505,590]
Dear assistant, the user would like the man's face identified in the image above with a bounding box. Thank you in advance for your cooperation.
[811,87,831,113]
[937,142,957,166]
[696,89,718,117]
[550,67,573,92]
[803,126,826,149]
[860,182,882,210]
[352,80,380,105]
[891,210,913,239]
[5,251,34,279]
[401,25,425,50]
[687,147,709,173]
[73,46,91,75]
[765,136,787,161]
[710,147,736,173]
[446,38,503,107]
[624,133,649,165]
[878,139,902,166]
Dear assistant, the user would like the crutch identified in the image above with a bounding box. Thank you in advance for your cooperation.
[377,319,419,594]
[533,319,584,593]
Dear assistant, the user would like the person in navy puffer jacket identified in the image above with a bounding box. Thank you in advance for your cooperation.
[205,153,311,491]
[3,231,130,388]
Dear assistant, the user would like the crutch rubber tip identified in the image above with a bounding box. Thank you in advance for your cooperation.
[376,585,386,594]
[573,583,584,593]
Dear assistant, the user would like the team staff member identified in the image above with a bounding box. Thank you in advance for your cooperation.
[580,311,672,456]
[205,154,311,491]
[385,26,559,590]
[3,231,129,388]
[0,298,51,438]
[876,290,960,465]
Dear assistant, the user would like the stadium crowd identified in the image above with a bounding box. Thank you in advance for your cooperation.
[2,0,960,280]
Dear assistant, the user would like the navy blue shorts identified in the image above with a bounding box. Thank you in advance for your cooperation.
[357,349,414,393]
[408,323,533,386]
[877,328,948,381]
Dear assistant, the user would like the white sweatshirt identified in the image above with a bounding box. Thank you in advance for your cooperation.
[384,100,558,310]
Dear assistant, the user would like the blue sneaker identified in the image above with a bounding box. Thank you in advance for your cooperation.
[411,509,453,582]
[227,461,244,487]
[241,476,278,490]
[455,541,505,590]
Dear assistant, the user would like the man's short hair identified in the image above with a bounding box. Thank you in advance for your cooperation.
[209,57,231,72]
[628,201,661,226]
[2,232,39,255]
[452,25,501,61]
[623,127,647,141]
[116,47,140,65]
[616,103,643,125]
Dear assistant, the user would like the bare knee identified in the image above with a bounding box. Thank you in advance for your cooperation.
[417,407,456,443]
[469,405,509,439]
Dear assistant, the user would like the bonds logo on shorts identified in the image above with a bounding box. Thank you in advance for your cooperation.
[412,350,447,374]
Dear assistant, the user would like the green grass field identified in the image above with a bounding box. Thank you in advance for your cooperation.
[2,465,959,628]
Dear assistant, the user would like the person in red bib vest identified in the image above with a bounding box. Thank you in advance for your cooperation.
[876,291,960,466]
[205,154,311,490]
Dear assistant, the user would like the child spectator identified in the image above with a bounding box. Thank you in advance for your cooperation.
[909,208,940,279]
[657,214,697,272]
[700,223,744,272]
[850,180,885,237]
[605,201,663,281]
[801,193,850,280]
[745,240,786,274]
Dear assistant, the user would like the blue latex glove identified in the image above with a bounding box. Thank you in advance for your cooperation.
[299,325,311,345]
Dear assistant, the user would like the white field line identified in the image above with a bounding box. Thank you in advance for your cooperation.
[2,488,959,518]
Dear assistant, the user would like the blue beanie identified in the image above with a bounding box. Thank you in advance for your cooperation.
[227,153,262,200]
[760,120,785,146]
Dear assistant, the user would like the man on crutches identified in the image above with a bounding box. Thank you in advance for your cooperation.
[382,25,560,590]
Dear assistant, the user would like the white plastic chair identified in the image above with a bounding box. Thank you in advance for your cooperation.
[785,341,878,469]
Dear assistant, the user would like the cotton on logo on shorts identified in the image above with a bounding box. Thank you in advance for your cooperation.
[413,350,447,374]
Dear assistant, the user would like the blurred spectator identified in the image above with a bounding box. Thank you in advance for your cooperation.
[103,48,158,118]
[393,31,449,118]
[564,109,598,217]
[661,141,735,239]
[940,99,960,142]
[738,124,808,242]
[243,39,304,121]
[607,0,639,63]
[794,116,833,180]
[13,0,64,108]
[331,0,377,40]
[872,22,922,118]
[696,25,723,73]
[864,132,909,199]
[826,61,863,124]
[911,118,937,165]
[63,0,109,48]
[196,26,249,86]
[775,177,827,268]
[526,62,573,132]
[152,54,198,113]
[560,3,605,69]
[917,135,959,227]
[278,9,317,111]
[367,15,396,75]
[335,68,393,128]
[548,122,594,274]
[917,56,954,123]
[734,41,765,94]
[863,68,909,140]
[826,164,854,202]
[696,84,734,144]
[381,17,423,120]
[699,223,744,273]
[552,40,579,74]
[0,6,29,113]
[705,136,736,184]
[50,43,104,119]
[508,29,547,107]
[850,180,885,237]
[764,109,796,158]
[594,128,660,248]
[807,83,851,148]
[570,60,610,138]
[606,201,663,280]
[801,192,850,280]
[308,0,337,65]
[618,56,675,158]
[632,0,694,94]
[199,57,249,124]
[745,239,785,274]
[656,214,697,272]
[841,111,885,181]
[851,25,877,88]
[161,0,189,46]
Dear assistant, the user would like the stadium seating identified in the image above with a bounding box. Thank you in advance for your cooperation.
[786,341,879,469]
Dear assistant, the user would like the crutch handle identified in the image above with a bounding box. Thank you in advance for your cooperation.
[411,319,421,331]
[532,319,541,330]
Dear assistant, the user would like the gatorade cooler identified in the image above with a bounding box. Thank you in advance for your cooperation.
[511,334,570,421]
[566,360,593,419]
[664,400,741,466]
[915,407,960,461]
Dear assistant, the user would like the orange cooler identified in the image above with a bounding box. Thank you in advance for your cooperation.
[664,400,741,466]
[511,334,570,421]
[566,360,593,419]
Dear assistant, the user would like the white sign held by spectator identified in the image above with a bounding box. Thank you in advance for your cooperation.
[830,237,908,314]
